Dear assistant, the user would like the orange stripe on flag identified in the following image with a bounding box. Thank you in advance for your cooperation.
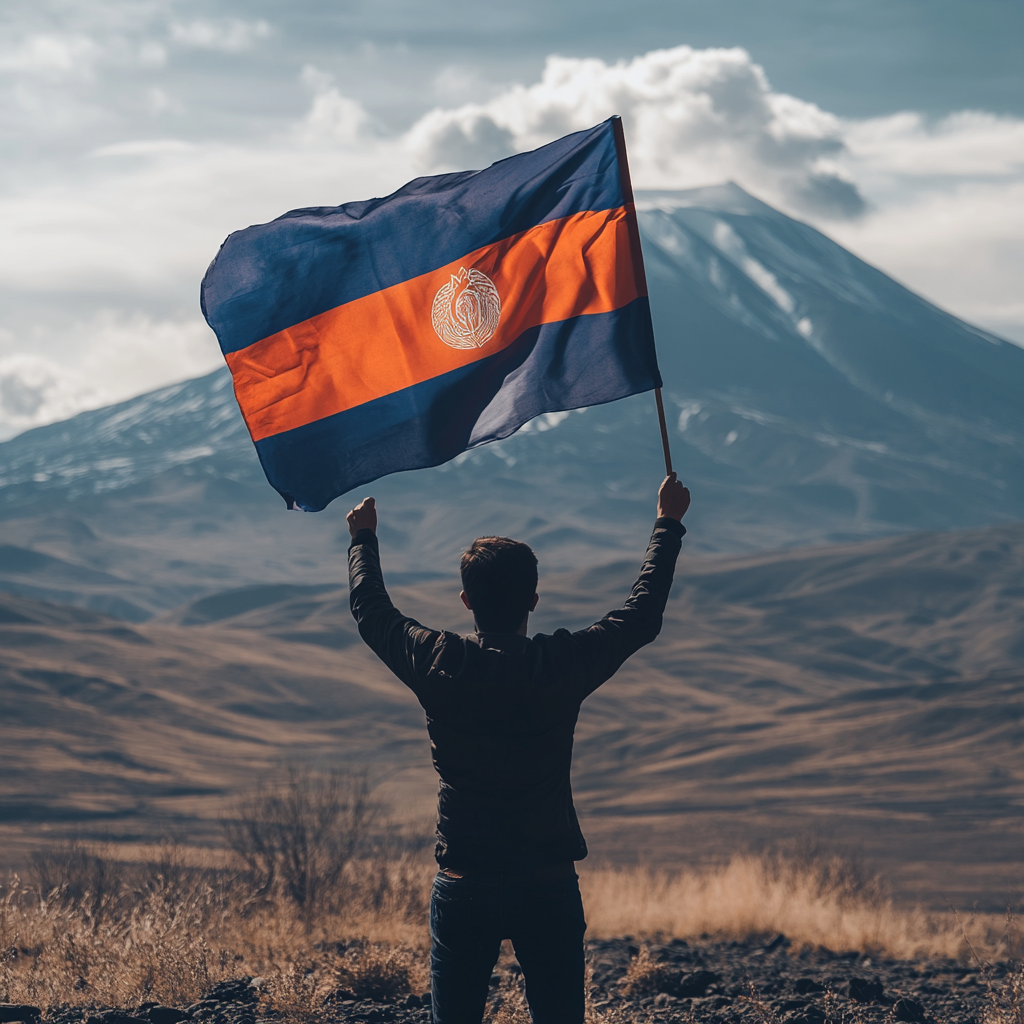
[226,206,644,442]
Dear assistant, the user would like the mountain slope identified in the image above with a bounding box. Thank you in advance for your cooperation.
[640,184,1024,531]
[0,184,1021,615]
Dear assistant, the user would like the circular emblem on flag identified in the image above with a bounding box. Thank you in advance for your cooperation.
[431,266,501,350]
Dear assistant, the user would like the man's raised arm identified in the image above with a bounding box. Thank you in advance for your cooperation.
[572,474,690,696]
[347,497,441,692]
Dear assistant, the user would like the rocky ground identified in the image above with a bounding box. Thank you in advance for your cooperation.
[2,936,1014,1024]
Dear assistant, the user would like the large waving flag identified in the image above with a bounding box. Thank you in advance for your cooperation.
[201,116,661,511]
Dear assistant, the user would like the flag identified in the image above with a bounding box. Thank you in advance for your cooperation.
[201,116,661,511]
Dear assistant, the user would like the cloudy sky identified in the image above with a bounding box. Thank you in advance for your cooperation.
[1,0,1022,438]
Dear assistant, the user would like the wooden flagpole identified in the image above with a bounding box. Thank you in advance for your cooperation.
[610,115,674,477]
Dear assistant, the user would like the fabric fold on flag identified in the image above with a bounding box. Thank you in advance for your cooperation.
[201,116,661,511]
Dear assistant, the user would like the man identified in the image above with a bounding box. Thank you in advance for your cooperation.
[347,473,690,1024]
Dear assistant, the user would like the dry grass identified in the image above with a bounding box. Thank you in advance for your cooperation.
[0,842,1018,1017]
[984,963,1024,1024]
[620,946,681,999]
[0,847,433,1013]
[580,852,1007,960]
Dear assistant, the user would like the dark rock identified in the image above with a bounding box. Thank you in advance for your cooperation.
[847,977,885,1002]
[794,979,825,994]
[894,997,928,1022]
[202,981,255,1005]
[788,1011,825,1024]
[86,1014,149,1024]
[147,1009,188,1024]
[324,990,358,1005]
[674,970,721,998]
[0,1007,40,1023]
[765,934,791,952]
[419,993,431,1007]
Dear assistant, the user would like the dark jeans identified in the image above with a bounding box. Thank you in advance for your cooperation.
[429,870,587,1024]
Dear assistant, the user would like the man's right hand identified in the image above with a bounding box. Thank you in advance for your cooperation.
[657,473,690,522]
[347,496,377,538]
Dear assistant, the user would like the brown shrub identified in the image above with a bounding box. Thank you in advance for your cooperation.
[984,963,1024,1024]
[334,942,417,1001]
[223,767,374,924]
[619,946,678,998]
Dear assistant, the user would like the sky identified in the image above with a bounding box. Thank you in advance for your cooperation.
[1,0,1022,438]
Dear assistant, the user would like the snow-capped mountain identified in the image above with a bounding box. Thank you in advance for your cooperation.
[0,183,1021,614]
[0,369,252,509]
[639,184,1024,534]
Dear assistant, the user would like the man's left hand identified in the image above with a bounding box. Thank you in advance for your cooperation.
[347,496,377,538]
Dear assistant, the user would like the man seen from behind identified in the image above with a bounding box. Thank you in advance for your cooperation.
[347,473,691,1024]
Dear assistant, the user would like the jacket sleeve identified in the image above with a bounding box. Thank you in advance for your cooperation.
[348,529,445,694]
[571,516,684,697]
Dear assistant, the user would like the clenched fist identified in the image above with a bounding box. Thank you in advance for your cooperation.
[657,473,690,522]
[347,496,377,538]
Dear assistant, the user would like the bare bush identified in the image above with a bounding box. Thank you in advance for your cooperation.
[984,963,1024,1024]
[620,946,677,998]
[223,767,373,922]
[333,942,416,1001]
[29,842,112,918]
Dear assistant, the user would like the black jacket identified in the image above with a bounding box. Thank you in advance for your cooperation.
[348,517,684,871]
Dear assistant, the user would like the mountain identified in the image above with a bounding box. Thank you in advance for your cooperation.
[2,520,1022,907]
[0,183,1021,618]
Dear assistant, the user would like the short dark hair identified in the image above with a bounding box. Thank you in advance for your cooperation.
[460,536,538,633]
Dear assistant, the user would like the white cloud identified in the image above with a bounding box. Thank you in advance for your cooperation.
[829,177,1024,339]
[845,110,1024,179]
[73,310,221,393]
[0,311,222,438]
[820,110,1024,340]
[169,19,271,53]
[0,126,406,293]
[295,65,371,144]
[138,41,167,69]
[144,86,184,117]
[407,47,866,219]
[0,33,101,78]
[0,353,97,436]
[91,139,194,157]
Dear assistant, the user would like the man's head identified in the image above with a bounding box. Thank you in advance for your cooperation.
[460,536,539,634]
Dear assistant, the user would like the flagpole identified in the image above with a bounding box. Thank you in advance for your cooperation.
[654,388,673,476]
[611,115,674,477]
